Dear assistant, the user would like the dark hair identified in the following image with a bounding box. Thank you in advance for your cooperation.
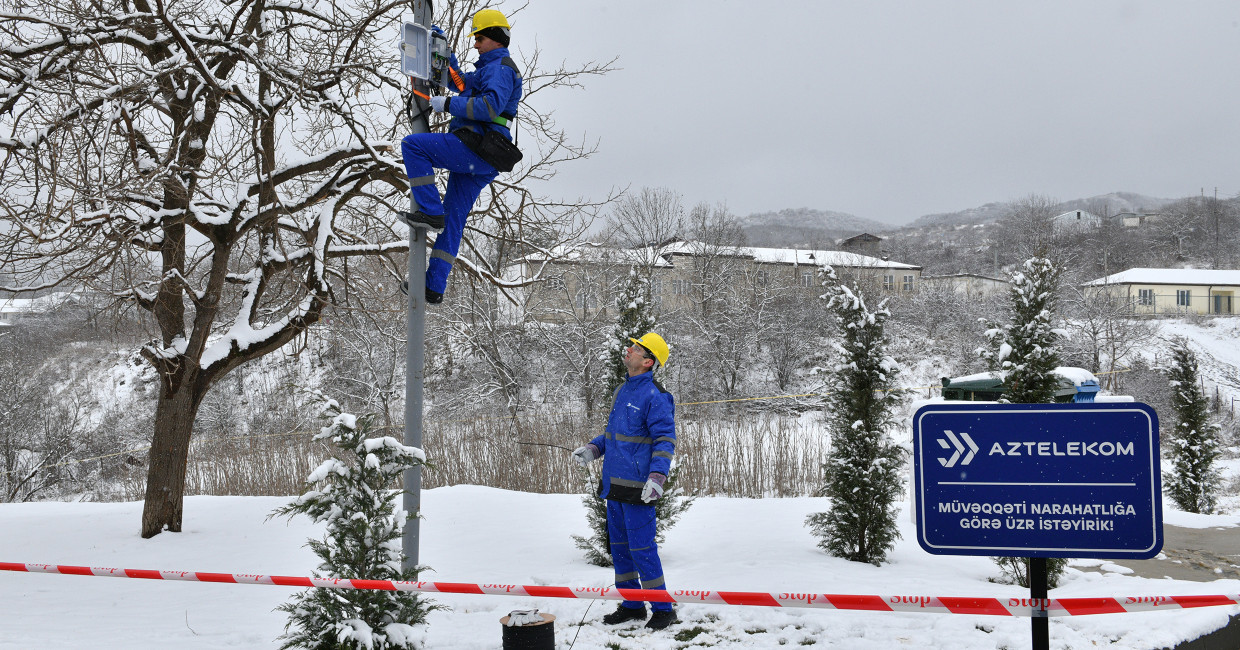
[637,344,660,369]
[475,26,510,47]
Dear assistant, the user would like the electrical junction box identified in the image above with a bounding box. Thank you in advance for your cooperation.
[401,22,431,80]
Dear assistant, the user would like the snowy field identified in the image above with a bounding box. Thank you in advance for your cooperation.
[2,486,1239,649]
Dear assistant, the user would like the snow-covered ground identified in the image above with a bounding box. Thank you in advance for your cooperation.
[2,487,1239,649]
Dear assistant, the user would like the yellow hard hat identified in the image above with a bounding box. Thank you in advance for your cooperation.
[629,332,670,368]
[470,9,511,34]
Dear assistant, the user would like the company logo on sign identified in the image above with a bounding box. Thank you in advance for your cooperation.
[937,430,979,467]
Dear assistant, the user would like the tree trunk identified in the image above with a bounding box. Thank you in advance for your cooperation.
[141,383,202,538]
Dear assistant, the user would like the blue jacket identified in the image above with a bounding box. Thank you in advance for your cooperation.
[590,372,676,504]
[446,47,522,141]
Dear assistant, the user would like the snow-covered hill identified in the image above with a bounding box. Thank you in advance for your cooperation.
[906,192,1176,229]
[737,207,890,247]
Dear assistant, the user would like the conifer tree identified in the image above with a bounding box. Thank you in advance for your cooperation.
[980,255,1067,587]
[979,256,1063,404]
[272,399,437,649]
[806,266,905,566]
[604,268,658,394]
[1164,338,1221,514]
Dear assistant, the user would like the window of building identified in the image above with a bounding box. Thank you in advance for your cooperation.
[753,269,769,287]
[800,271,813,288]
[902,275,914,291]
[883,275,895,290]
[1138,289,1154,306]
[545,276,564,291]
[673,279,690,296]
[575,288,597,310]
[1176,290,1191,307]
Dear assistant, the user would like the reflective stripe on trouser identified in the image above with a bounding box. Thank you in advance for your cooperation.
[400,132,498,293]
[606,499,672,612]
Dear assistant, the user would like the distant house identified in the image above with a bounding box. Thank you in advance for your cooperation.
[1115,212,1164,228]
[837,233,884,257]
[919,273,1009,298]
[1051,210,1102,233]
[1082,268,1240,315]
[0,292,80,327]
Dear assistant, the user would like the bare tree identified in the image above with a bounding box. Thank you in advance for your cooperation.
[992,194,1062,266]
[605,187,686,259]
[672,203,752,397]
[0,0,612,536]
[525,250,620,419]
[753,273,823,393]
[1062,285,1155,392]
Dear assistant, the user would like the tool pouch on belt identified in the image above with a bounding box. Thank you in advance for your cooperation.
[453,128,523,173]
[598,479,647,506]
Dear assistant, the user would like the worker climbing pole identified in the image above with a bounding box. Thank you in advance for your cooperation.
[397,3,524,574]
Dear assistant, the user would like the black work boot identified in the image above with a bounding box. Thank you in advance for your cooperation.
[601,605,646,625]
[397,210,445,232]
[645,609,678,630]
[399,282,443,306]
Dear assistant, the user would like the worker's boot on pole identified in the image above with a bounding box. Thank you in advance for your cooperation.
[397,209,445,232]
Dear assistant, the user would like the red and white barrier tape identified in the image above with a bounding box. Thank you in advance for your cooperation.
[2,562,1237,617]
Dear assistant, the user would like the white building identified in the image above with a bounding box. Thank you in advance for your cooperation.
[1051,210,1102,233]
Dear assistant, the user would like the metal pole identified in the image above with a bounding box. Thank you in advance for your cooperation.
[402,218,427,575]
[1030,557,1048,650]
[402,0,432,577]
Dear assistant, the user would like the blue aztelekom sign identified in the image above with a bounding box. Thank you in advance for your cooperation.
[913,402,1162,559]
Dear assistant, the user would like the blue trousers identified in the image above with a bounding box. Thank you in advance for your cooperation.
[400,132,498,294]
[607,500,673,612]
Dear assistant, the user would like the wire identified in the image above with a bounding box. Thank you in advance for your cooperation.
[513,440,574,452]
[566,595,599,649]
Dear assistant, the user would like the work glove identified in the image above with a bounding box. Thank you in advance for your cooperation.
[505,609,542,626]
[431,25,445,36]
[641,473,666,503]
[429,95,448,112]
[571,445,597,467]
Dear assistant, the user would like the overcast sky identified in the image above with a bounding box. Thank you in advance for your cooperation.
[508,0,1240,225]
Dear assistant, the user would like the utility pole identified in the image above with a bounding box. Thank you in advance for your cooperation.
[402,0,434,577]
[1213,187,1220,270]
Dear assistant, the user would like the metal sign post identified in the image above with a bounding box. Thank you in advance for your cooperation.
[912,402,1162,650]
[400,0,434,578]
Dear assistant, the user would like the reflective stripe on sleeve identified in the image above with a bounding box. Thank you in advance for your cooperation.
[431,249,456,264]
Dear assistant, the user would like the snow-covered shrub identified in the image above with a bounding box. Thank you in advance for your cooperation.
[805,265,905,566]
[271,399,437,649]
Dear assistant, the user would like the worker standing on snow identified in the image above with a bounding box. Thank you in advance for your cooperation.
[572,332,679,631]
[400,8,523,304]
